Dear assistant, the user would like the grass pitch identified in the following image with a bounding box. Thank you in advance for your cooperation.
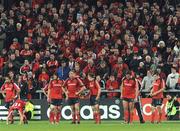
[0,121,180,131]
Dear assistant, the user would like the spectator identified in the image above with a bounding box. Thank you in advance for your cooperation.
[141,70,154,92]
[96,60,110,80]
[57,60,70,80]
[166,65,179,90]
[20,59,31,75]
[0,0,179,99]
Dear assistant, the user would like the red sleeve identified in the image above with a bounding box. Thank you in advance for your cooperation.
[83,66,88,74]
[112,81,119,89]
[49,81,52,89]
[76,78,84,87]
[63,79,68,87]
[106,80,110,90]
[1,84,5,91]
[95,80,101,90]
[13,83,20,91]
[38,74,42,81]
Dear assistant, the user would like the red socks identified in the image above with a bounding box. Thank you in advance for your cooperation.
[72,112,76,123]
[158,113,162,123]
[49,111,55,123]
[96,112,101,124]
[151,112,155,123]
[56,112,61,123]
[94,113,97,123]
[124,110,129,123]
[129,112,134,123]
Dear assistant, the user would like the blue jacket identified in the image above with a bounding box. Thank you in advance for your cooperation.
[57,66,70,80]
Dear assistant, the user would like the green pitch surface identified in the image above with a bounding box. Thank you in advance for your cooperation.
[0,121,180,131]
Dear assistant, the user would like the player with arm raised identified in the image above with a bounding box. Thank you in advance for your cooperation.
[87,73,101,124]
[150,71,165,124]
[121,70,138,124]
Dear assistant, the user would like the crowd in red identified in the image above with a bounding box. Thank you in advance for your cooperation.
[0,0,179,99]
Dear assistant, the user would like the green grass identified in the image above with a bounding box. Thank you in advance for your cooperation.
[0,121,180,131]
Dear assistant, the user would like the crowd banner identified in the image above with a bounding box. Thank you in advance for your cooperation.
[0,98,179,121]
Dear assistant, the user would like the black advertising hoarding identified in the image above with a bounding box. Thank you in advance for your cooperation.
[0,98,123,120]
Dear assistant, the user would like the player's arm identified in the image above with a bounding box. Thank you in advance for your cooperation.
[6,108,13,125]
[75,78,86,95]
[42,85,48,97]
[13,83,21,98]
[47,82,51,102]
[0,84,6,98]
[120,77,124,99]
[95,80,101,100]
[62,80,68,100]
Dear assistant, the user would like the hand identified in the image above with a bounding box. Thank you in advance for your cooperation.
[65,96,68,101]
[47,98,51,103]
[75,92,79,96]
[134,98,138,102]
[96,96,99,100]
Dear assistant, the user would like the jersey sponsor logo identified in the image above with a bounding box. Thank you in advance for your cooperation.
[124,83,133,86]
[67,83,76,86]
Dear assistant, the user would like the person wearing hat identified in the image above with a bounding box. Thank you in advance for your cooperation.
[121,70,139,124]
[166,65,179,90]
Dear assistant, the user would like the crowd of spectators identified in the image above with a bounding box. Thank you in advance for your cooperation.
[0,0,180,99]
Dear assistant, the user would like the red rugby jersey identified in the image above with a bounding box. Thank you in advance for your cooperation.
[87,80,101,96]
[121,78,137,99]
[1,82,20,102]
[49,79,64,99]
[152,78,165,99]
[10,99,26,111]
[64,78,84,98]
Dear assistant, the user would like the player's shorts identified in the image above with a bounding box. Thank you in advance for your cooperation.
[122,98,134,103]
[90,95,99,106]
[5,100,13,109]
[68,98,79,105]
[51,99,63,106]
[152,98,163,107]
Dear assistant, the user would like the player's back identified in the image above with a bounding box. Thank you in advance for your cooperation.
[11,99,26,110]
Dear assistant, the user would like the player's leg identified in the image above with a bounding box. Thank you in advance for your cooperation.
[75,102,80,124]
[6,109,13,125]
[90,96,97,123]
[5,101,14,124]
[49,104,56,124]
[129,100,135,124]
[23,111,28,124]
[94,104,101,124]
[91,105,96,123]
[18,110,24,125]
[157,105,162,123]
[151,99,156,123]
[55,105,62,124]
[122,99,129,123]
[70,105,76,124]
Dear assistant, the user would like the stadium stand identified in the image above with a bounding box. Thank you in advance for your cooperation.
[0,0,180,99]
